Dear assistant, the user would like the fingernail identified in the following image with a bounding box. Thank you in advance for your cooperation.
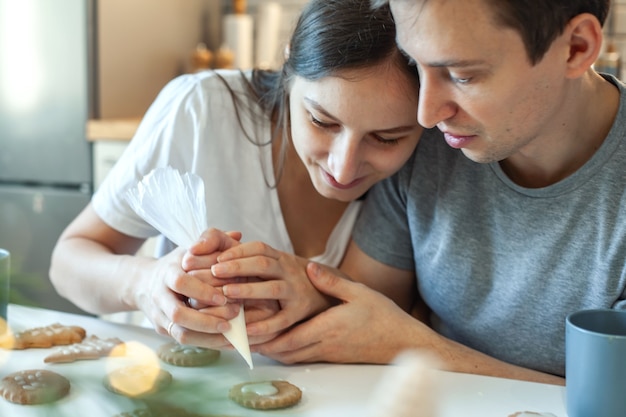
[308,262,320,278]
[223,285,239,297]
[211,264,224,275]
[217,321,230,333]
[212,293,227,305]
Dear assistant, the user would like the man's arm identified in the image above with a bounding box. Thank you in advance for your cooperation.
[340,240,417,312]
[331,241,565,385]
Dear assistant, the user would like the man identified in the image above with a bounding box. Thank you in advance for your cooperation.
[246,0,624,386]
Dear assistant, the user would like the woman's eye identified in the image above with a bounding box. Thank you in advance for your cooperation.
[311,115,335,128]
[372,134,400,145]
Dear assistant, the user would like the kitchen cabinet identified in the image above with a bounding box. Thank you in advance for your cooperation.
[87,118,139,189]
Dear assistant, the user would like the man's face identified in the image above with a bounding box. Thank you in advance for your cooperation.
[390,0,569,164]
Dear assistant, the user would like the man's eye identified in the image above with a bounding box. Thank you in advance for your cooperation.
[453,77,471,84]
[449,73,472,84]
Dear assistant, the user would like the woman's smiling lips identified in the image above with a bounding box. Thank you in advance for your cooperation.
[444,132,476,149]
[322,169,365,190]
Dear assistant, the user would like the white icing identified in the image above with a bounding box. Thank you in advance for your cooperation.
[241,382,278,396]
[170,344,206,354]
[13,372,49,389]
[222,306,253,369]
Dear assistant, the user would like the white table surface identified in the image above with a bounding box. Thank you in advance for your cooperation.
[0,304,568,417]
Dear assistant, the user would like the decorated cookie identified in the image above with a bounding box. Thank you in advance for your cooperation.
[157,342,220,367]
[0,323,86,350]
[229,380,302,410]
[44,335,125,363]
[104,365,172,398]
[0,369,70,405]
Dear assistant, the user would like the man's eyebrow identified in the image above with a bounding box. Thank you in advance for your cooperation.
[426,59,486,68]
[397,45,485,69]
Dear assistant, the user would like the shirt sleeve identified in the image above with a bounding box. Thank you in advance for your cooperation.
[91,74,205,238]
[352,152,417,271]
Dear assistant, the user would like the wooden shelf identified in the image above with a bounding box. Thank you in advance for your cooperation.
[86,118,141,141]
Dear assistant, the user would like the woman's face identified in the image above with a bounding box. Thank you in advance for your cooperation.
[289,63,422,202]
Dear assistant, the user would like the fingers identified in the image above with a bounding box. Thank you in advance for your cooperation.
[222,279,288,300]
[166,304,237,335]
[181,229,243,287]
[252,319,325,364]
[171,328,233,349]
[247,310,297,337]
[168,269,228,306]
[306,262,356,301]
[188,228,241,257]
[217,241,280,263]
[225,230,243,241]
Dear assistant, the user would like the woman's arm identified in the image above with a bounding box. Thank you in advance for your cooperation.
[49,205,238,340]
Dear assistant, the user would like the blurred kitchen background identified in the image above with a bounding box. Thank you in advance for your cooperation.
[0,0,307,315]
[0,0,625,315]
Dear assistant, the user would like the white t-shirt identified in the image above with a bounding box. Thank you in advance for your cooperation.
[92,70,361,267]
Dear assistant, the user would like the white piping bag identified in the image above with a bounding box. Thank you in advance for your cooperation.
[126,166,253,369]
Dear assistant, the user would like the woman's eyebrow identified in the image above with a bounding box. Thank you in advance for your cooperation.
[304,97,338,120]
[375,125,419,134]
[304,97,417,133]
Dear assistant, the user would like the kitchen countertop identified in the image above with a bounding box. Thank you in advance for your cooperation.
[86,118,141,141]
[0,305,569,416]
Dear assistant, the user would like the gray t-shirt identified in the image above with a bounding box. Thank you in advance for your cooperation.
[353,75,626,377]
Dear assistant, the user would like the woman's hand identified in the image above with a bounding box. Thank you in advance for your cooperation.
[136,228,244,347]
[210,242,336,342]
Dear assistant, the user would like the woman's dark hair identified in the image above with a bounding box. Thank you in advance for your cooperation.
[223,0,417,186]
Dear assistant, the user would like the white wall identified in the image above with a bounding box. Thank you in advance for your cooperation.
[605,0,626,78]
[97,0,307,119]
[97,0,213,119]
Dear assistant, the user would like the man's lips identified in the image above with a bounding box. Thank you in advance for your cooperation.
[443,132,475,149]
[322,169,364,190]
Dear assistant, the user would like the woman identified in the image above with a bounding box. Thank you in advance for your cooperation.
[49,0,422,347]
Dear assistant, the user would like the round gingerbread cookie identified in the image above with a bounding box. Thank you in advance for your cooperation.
[229,380,302,410]
[0,369,70,405]
[104,365,172,398]
[157,342,220,367]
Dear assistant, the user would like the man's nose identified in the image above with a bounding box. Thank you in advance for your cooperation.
[417,75,456,129]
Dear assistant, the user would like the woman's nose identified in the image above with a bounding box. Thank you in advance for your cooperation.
[327,134,361,185]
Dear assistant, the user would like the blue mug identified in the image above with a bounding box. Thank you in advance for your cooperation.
[566,309,626,417]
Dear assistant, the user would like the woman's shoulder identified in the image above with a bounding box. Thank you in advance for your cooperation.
[139,70,258,131]
[168,69,252,94]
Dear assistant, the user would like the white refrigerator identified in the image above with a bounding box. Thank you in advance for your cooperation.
[0,0,95,314]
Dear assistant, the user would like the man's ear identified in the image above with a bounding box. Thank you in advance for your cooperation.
[564,13,604,79]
